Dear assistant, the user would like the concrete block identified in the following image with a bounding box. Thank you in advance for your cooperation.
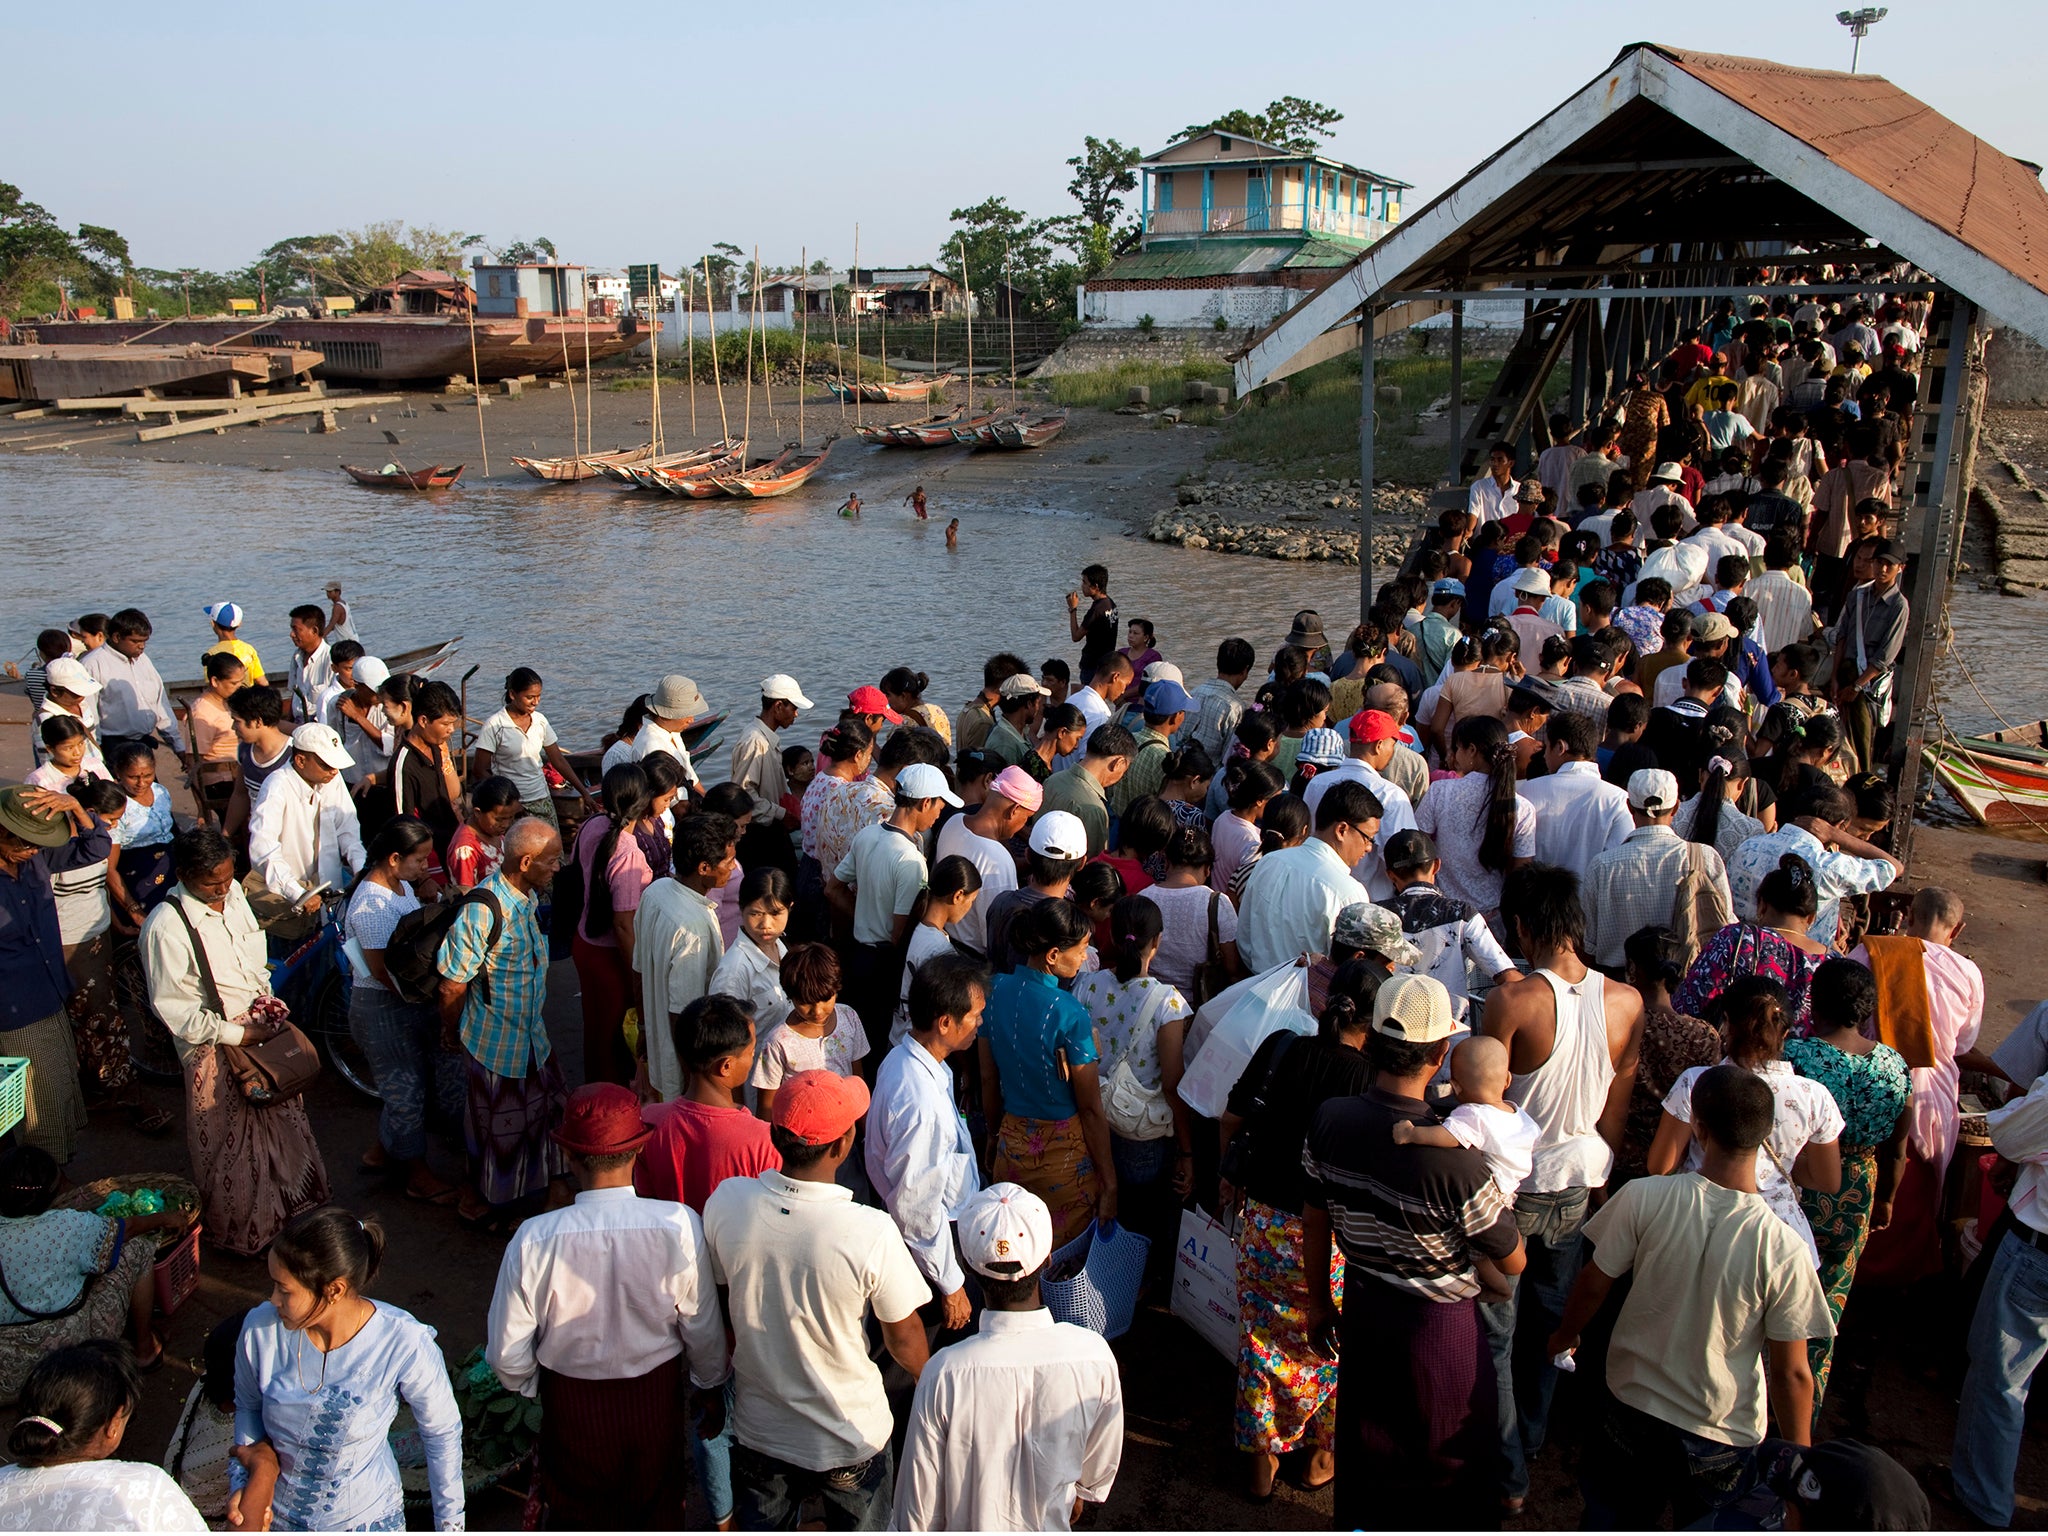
[1183,380,1209,403]
[312,410,339,434]
[1125,385,1150,406]
[499,379,523,398]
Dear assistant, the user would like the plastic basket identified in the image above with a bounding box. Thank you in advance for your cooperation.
[1040,1219,1150,1340]
[153,1222,202,1316]
[0,1057,27,1139]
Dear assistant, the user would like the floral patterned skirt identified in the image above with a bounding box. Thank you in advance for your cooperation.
[1234,1198,1345,1455]
[992,1114,1099,1246]
[62,933,131,1095]
[1801,1144,1876,1419]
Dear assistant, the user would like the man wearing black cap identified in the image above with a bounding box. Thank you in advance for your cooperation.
[1828,538,1908,771]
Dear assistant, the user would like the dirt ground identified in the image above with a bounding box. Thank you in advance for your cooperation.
[0,377,1213,537]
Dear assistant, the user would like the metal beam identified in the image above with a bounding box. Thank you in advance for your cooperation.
[1536,156,1753,175]
[1359,308,1375,622]
[1384,283,1925,302]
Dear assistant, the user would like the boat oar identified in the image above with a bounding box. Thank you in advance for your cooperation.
[457,665,479,785]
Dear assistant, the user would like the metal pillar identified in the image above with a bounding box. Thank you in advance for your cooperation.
[1887,293,1979,869]
[1446,299,1464,489]
[1569,300,1591,428]
[1360,305,1376,621]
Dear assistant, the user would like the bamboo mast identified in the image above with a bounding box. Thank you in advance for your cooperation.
[464,280,489,475]
[852,223,862,432]
[799,245,808,445]
[958,234,973,416]
[648,265,664,457]
[1005,241,1017,408]
[703,256,729,444]
[742,255,755,446]
[558,276,580,460]
[755,247,777,438]
[581,268,593,457]
[830,269,846,420]
[685,268,697,437]
[879,279,888,385]
[931,274,938,374]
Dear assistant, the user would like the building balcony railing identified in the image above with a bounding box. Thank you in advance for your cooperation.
[1143,204,1395,243]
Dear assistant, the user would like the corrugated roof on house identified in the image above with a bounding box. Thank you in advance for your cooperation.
[1098,238,1363,281]
[1655,46,2048,299]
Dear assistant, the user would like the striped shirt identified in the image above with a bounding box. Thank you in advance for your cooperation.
[436,873,549,1078]
[1301,1085,1520,1303]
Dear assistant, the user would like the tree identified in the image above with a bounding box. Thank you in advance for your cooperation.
[0,183,77,315]
[497,236,557,264]
[74,224,132,302]
[691,242,745,307]
[1065,136,1141,230]
[254,222,481,299]
[1175,96,1344,154]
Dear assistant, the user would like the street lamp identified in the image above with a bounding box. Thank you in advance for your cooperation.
[1837,7,1888,73]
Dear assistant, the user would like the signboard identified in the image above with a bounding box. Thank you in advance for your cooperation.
[627,264,662,305]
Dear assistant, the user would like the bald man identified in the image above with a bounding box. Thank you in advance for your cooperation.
[1366,682,1430,808]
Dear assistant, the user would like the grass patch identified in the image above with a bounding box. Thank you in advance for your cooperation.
[1042,355,1232,410]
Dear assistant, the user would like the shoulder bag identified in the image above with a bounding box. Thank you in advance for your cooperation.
[1193,890,1230,1007]
[171,900,322,1106]
[1103,981,1177,1142]
[1217,1032,1301,1190]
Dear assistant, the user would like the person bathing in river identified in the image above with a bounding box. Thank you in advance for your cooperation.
[945,518,959,549]
[906,485,928,520]
[838,491,862,519]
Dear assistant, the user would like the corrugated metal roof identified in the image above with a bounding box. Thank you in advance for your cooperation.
[1099,243,1302,279]
[1281,239,1370,269]
[1656,47,2048,299]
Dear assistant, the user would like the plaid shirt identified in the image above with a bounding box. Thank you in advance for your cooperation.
[1582,825,1732,968]
[1108,726,1172,817]
[1175,677,1247,762]
[437,872,549,1077]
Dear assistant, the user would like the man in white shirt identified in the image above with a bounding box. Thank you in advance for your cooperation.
[1301,710,1414,899]
[80,608,188,767]
[1518,713,1633,878]
[893,1183,1123,1532]
[636,811,737,1101]
[704,1071,932,1528]
[1535,415,1585,505]
[285,603,334,723]
[1746,536,1817,653]
[834,762,958,1045]
[1055,654,1129,772]
[867,954,988,1336]
[1581,770,1732,969]
[1467,442,1521,524]
[631,673,710,792]
[730,674,812,829]
[1684,500,1755,571]
[246,725,365,924]
[486,1083,730,1529]
[933,767,1034,957]
[1629,465,1695,534]
[1237,779,1381,971]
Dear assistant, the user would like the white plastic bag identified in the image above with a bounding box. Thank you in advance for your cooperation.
[1171,1206,1240,1359]
[1175,959,1316,1119]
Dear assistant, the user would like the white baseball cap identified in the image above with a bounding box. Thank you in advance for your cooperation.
[998,673,1050,701]
[290,723,355,770]
[1628,768,1680,814]
[957,1182,1055,1279]
[43,657,101,697]
[761,674,814,709]
[1029,810,1088,859]
[894,762,962,807]
[1140,660,1185,687]
[354,656,390,690]
[203,601,245,629]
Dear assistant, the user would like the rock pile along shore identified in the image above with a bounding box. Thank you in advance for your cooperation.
[1146,479,1431,565]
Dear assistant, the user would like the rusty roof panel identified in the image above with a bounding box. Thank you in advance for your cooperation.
[1656,47,2048,298]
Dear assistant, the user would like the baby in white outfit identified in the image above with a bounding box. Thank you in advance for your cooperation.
[1392,1035,1540,1300]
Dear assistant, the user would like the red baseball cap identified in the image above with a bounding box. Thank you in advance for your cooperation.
[1348,709,1399,744]
[848,685,904,724]
[770,1070,870,1144]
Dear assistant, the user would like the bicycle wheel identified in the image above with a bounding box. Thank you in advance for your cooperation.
[113,938,182,1083]
[315,972,383,1101]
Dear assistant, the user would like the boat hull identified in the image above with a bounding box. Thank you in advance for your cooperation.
[827,373,956,404]
[343,463,463,489]
[1929,745,2048,827]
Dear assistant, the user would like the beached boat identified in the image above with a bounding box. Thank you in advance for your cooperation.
[890,411,994,449]
[604,438,747,488]
[716,440,838,499]
[866,408,961,448]
[949,409,1026,447]
[165,636,462,707]
[1927,743,2048,827]
[511,444,658,483]
[342,463,463,490]
[656,449,786,499]
[1961,720,2048,763]
[827,373,957,404]
[980,409,1070,451]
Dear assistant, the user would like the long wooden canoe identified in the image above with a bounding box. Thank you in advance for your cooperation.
[716,440,837,499]
[511,443,657,482]
[1928,744,2048,827]
[342,462,462,489]
[950,409,1027,447]
[979,409,1070,450]
[611,438,748,489]
[890,411,993,449]
[165,636,462,707]
[660,448,793,499]
[827,373,957,404]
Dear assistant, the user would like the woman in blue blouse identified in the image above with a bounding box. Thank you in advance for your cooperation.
[977,898,1117,1244]
[233,1206,462,1532]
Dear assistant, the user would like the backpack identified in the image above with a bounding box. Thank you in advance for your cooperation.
[385,888,505,1007]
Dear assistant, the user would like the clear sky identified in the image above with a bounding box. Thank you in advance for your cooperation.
[11,0,2044,277]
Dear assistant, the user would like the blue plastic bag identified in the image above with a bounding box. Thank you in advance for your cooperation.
[1040,1219,1150,1340]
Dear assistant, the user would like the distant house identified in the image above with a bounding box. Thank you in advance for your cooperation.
[1078,128,1409,330]
[749,272,840,316]
[847,267,971,319]
[360,269,474,315]
[471,259,589,318]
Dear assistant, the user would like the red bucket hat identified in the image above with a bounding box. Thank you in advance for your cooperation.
[550,1083,654,1158]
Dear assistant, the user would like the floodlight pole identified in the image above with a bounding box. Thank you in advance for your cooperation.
[1837,7,1887,72]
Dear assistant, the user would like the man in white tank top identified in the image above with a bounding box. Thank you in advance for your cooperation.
[1477,866,1644,1511]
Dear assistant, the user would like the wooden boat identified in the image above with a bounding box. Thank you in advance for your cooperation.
[606,438,747,488]
[511,443,657,483]
[1927,744,2048,827]
[826,373,957,404]
[560,712,731,785]
[342,463,463,489]
[165,635,462,707]
[853,423,896,446]
[949,409,1027,447]
[869,407,961,448]
[716,439,838,499]
[1960,719,2048,764]
[979,409,1070,451]
[657,449,786,499]
[891,411,995,449]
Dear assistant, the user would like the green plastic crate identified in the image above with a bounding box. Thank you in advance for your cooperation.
[0,1057,26,1139]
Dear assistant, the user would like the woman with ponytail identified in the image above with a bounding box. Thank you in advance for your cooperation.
[1417,714,1534,923]
[1675,852,1831,1031]
[0,1341,208,1530]
[1227,790,1310,905]
[1672,720,1768,866]
[231,1205,464,1532]
[1212,757,1284,895]
[797,720,876,939]
[1429,625,1518,750]
[1217,958,1377,1500]
[569,762,658,1086]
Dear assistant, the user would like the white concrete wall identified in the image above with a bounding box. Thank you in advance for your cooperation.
[1076,282,1298,330]
[651,308,797,356]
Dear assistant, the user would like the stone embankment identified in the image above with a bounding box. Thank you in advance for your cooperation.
[1145,477,1430,565]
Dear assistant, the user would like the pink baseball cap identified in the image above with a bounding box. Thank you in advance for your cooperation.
[988,765,1044,812]
[770,1070,870,1145]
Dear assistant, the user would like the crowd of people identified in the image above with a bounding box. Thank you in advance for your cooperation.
[0,282,2041,1531]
